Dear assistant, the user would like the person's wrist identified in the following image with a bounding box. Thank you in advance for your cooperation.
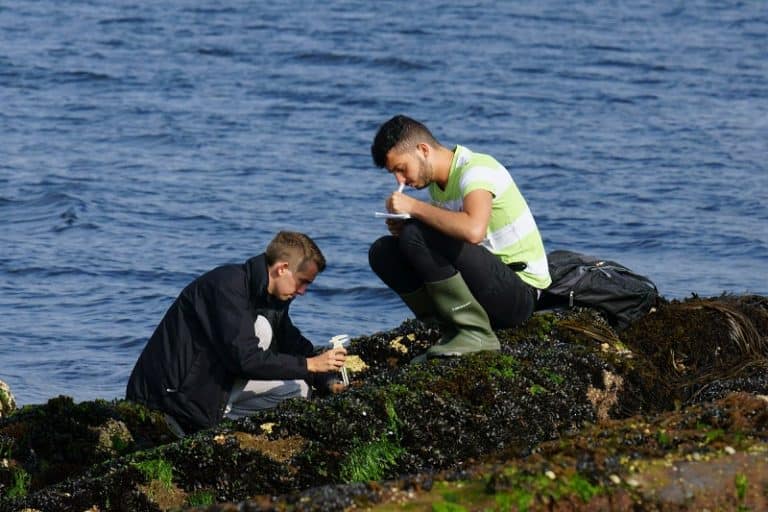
[410,199,424,219]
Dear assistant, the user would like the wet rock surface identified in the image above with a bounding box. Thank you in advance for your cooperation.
[1,294,766,511]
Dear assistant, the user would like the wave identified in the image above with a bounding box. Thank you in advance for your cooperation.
[591,59,669,73]
[196,47,237,58]
[180,7,239,15]
[97,17,153,26]
[292,51,429,72]
[55,70,116,84]
[306,284,393,299]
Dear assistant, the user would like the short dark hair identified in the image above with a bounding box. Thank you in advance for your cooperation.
[370,115,439,168]
[265,231,326,273]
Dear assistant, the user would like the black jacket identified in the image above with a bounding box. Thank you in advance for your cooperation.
[126,254,323,431]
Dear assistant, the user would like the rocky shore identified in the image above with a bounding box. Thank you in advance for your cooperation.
[1,294,767,511]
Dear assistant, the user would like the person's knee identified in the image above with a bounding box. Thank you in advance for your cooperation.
[293,379,310,399]
[398,221,435,261]
[369,236,396,274]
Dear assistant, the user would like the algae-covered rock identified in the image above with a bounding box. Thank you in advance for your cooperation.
[1,294,766,512]
[195,395,768,512]
[0,395,178,509]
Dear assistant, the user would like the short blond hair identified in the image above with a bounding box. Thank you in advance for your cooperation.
[265,231,326,273]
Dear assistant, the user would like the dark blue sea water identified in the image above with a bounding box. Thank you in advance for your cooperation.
[1,1,766,406]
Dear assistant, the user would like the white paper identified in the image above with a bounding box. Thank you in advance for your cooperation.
[374,212,411,220]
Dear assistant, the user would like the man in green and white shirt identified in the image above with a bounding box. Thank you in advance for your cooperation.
[369,115,551,360]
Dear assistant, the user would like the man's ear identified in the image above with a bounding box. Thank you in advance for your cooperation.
[270,261,289,278]
[276,261,290,276]
[416,142,431,159]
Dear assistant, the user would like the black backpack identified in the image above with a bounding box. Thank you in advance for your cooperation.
[537,250,659,330]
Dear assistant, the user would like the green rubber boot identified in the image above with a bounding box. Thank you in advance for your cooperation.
[400,287,459,364]
[400,288,457,342]
[423,273,500,358]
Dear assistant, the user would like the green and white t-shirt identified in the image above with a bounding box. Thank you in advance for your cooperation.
[429,145,551,289]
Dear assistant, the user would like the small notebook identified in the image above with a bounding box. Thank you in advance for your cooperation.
[374,212,411,220]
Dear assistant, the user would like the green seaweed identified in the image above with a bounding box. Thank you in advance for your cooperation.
[133,458,174,489]
[340,398,404,483]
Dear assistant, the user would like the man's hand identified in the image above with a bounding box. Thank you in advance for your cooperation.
[307,347,347,373]
[386,190,419,216]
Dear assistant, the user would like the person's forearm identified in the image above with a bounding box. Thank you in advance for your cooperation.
[410,201,487,244]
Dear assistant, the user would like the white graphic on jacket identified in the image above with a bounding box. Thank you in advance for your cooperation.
[253,315,273,350]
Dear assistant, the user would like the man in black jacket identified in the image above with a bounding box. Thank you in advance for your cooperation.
[126,231,347,434]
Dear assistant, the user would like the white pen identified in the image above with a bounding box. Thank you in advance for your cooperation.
[397,182,404,193]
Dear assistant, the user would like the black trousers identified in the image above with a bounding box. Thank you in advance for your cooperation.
[368,220,537,329]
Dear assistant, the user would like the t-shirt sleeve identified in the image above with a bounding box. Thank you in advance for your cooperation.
[458,165,499,198]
